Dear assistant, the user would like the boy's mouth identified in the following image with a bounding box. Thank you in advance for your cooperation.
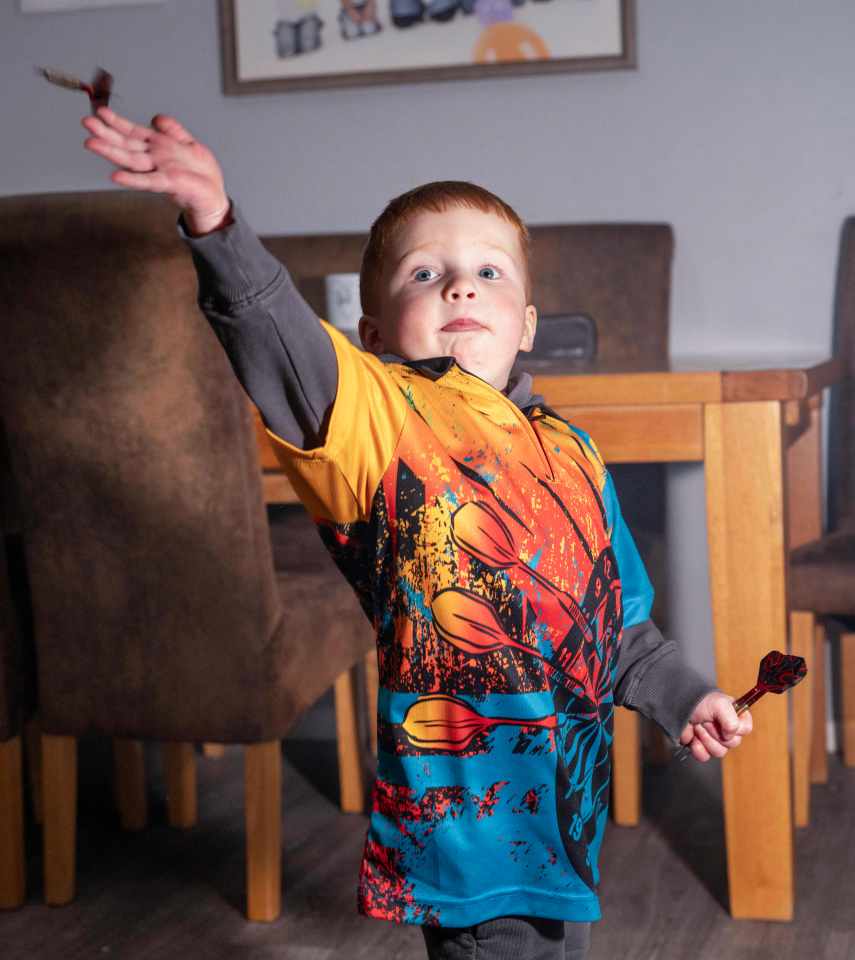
[441,318,485,332]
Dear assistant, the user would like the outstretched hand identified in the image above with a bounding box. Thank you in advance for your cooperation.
[679,691,753,762]
[82,106,229,235]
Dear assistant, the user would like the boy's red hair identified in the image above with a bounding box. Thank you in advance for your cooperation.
[360,181,531,317]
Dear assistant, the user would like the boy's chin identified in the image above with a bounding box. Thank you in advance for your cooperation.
[452,355,510,390]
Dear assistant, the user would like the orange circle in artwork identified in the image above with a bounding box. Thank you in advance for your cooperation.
[473,22,550,64]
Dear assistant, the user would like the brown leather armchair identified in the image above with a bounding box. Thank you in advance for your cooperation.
[0,191,374,920]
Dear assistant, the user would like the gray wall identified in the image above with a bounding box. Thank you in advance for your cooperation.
[3,1,850,711]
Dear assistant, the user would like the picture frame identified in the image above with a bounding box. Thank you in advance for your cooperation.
[20,0,164,11]
[220,0,636,95]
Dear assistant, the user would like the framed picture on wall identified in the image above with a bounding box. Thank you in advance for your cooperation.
[220,0,636,95]
[21,0,164,10]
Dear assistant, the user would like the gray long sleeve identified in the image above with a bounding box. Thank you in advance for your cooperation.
[182,204,338,449]
[614,619,715,740]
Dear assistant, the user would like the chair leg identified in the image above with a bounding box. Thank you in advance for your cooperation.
[42,734,76,906]
[842,632,855,767]
[244,741,281,922]
[24,715,42,825]
[364,650,379,758]
[611,707,641,826]
[0,735,25,909]
[334,664,366,814]
[790,611,814,827]
[811,621,829,783]
[162,743,197,828]
[113,739,147,831]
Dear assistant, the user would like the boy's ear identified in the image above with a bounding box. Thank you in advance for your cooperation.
[358,315,386,355]
[518,305,538,353]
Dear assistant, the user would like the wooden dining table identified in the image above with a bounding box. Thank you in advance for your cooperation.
[252,353,842,922]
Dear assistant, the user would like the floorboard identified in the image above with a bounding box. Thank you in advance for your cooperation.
[1,737,853,959]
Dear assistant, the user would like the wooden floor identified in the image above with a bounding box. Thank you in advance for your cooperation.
[2,737,854,960]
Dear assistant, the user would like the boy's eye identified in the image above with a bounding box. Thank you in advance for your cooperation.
[479,266,501,280]
[414,268,439,282]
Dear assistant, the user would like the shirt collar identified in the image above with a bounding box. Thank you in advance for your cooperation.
[379,354,545,414]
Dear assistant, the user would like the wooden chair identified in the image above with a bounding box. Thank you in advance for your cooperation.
[789,217,855,824]
[0,192,374,921]
[261,221,676,825]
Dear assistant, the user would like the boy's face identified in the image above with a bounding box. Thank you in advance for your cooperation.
[359,206,537,391]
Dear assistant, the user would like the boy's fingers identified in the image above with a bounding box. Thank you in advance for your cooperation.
[83,114,150,153]
[111,168,170,193]
[94,105,152,142]
[696,723,727,758]
[86,138,156,173]
[714,699,740,737]
[151,114,195,145]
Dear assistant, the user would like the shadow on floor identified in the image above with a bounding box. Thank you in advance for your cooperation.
[640,756,729,912]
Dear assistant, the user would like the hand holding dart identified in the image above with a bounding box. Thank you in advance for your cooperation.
[675,650,807,762]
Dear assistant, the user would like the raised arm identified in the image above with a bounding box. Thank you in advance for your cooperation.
[83,107,231,235]
[82,107,337,448]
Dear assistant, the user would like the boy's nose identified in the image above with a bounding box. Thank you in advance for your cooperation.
[443,275,477,301]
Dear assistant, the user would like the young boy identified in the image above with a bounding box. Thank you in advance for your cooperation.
[82,108,752,960]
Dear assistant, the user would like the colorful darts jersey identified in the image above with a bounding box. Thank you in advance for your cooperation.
[265,324,654,928]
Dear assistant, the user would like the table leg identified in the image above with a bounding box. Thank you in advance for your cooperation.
[704,401,793,920]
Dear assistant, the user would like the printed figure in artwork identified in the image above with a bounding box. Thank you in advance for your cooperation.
[390,0,477,29]
[273,0,324,57]
[339,0,383,39]
[473,0,550,63]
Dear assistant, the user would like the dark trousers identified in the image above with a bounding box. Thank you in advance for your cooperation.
[421,917,590,960]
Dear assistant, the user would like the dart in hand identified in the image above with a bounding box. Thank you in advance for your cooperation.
[675,650,807,762]
[38,66,113,114]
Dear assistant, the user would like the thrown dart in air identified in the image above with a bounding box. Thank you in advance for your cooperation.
[37,66,113,114]
[675,650,807,762]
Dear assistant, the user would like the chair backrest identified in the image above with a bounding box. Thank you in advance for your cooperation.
[262,223,673,367]
[0,191,284,742]
[829,217,855,532]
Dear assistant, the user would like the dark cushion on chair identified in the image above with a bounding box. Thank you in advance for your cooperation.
[790,529,855,615]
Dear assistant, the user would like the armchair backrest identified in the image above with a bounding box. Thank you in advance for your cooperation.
[262,222,674,368]
[0,191,283,741]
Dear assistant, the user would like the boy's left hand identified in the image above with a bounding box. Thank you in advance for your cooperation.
[678,691,753,762]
